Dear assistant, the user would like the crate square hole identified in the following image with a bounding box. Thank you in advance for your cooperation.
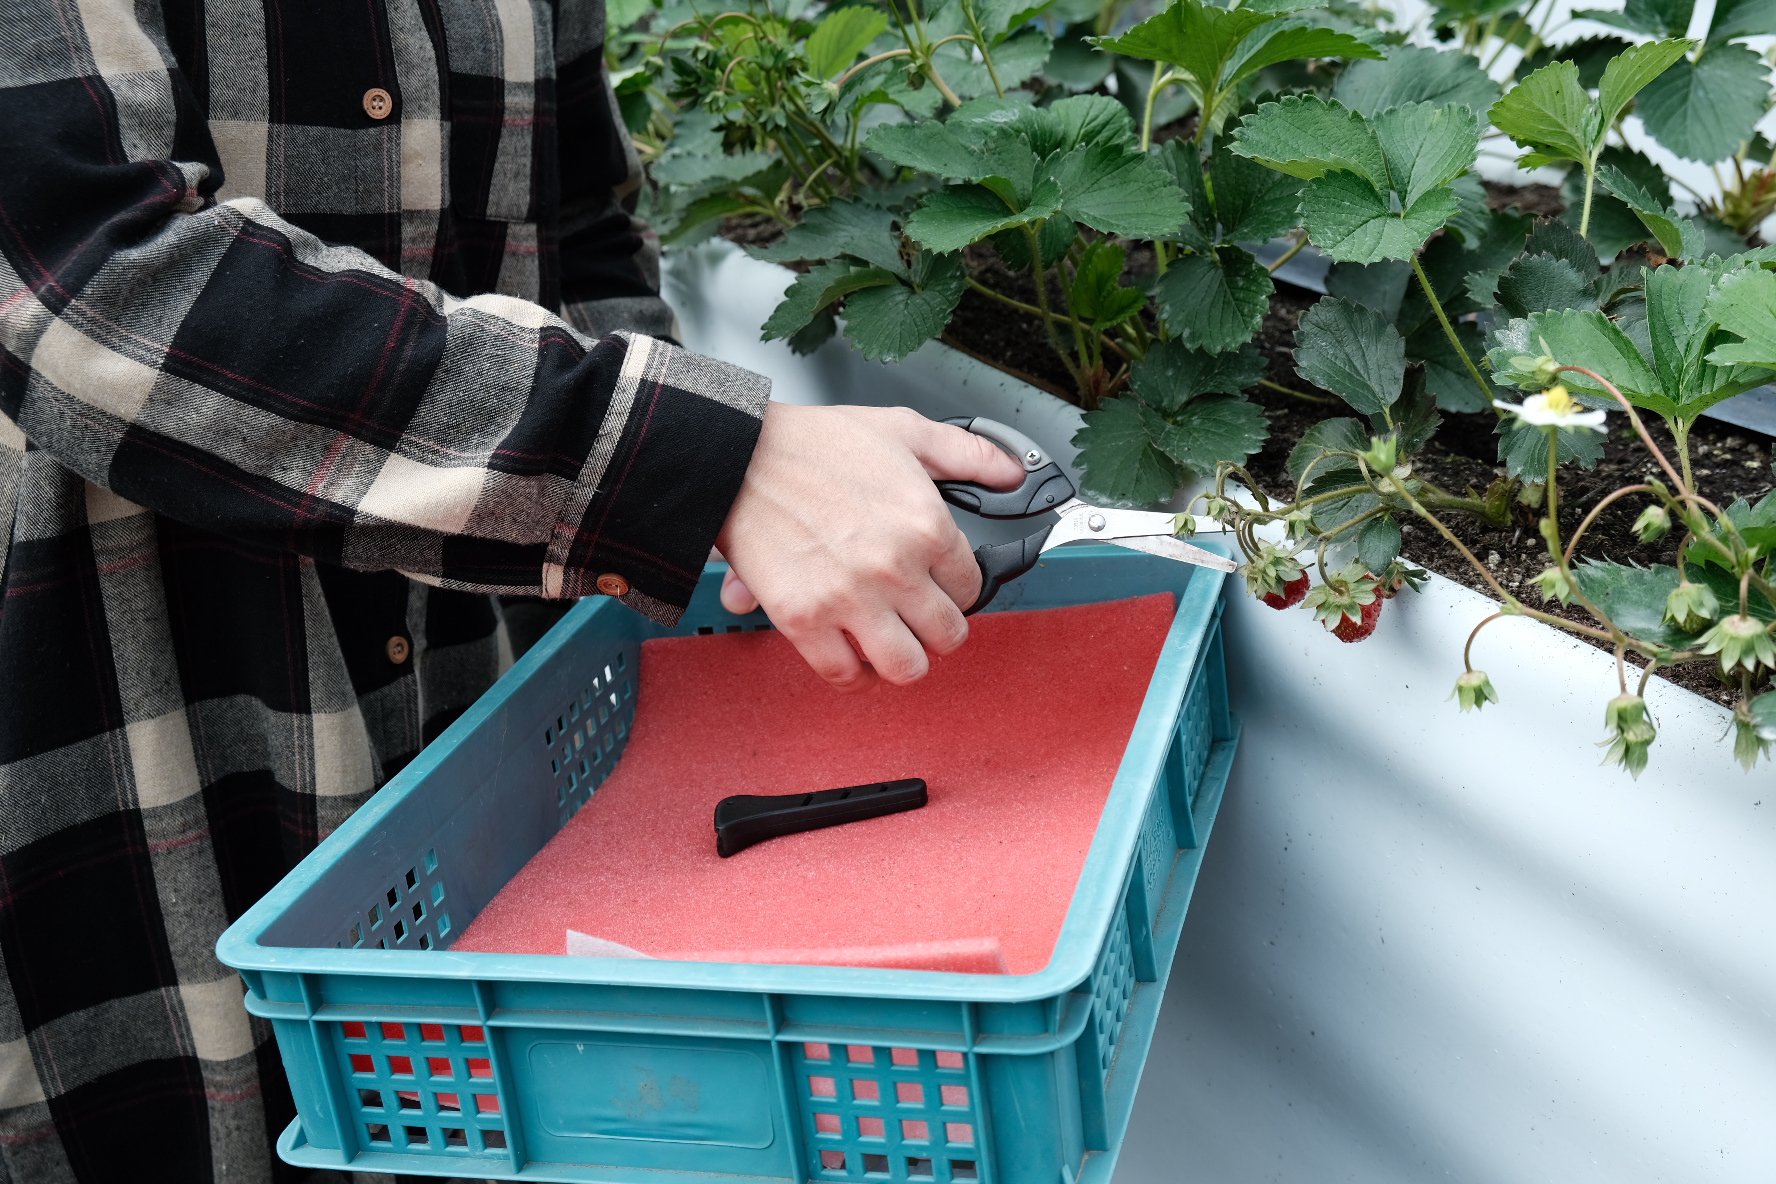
[342,1022,366,1040]
[427,1057,452,1077]
[950,1160,978,1180]
[907,1157,934,1179]
[945,1123,973,1144]
[851,1079,879,1101]
[387,887,399,909]
[397,1090,421,1111]
[405,868,417,891]
[857,1116,885,1138]
[357,1089,382,1109]
[891,1047,919,1067]
[419,1023,445,1042]
[460,1025,484,1043]
[404,1126,428,1145]
[483,1129,507,1149]
[940,1085,968,1107]
[901,1120,929,1140]
[380,1023,404,1041]
[896,1082,923,1104]
[474,1094,500,1113]
[366,1123,390,1144]
[388,1056,414,1075]
[809,1075,836,1097]
[437,1093,460,1113]
[863,1154,890,1175]
[467,1057,492,1078]
[814,1112,841,1134]
[444,1127,468,1147]
[846,1045,874,1064]
[349,1054,374,1073]
[819,1150,847,1171]
[803,1043,830,1061]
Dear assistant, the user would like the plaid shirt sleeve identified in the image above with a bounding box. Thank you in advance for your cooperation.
[0,1,767,627]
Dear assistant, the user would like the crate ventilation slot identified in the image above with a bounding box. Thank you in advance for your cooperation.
[1089,911,1137,1079]
[800,1041,980,1181]
[542,647,637,826]
[339,1021,507,1157]
[339,846,450,951]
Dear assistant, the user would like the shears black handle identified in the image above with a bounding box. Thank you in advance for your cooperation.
[935,417,1074,615]
[934,416,1075,519]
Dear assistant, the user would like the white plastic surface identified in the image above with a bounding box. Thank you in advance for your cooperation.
[663,242,1776,1183]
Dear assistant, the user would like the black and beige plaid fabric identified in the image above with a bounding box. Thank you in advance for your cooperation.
[0,1,768,1180]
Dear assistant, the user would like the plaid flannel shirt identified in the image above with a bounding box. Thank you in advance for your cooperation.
[0,1,769,1180]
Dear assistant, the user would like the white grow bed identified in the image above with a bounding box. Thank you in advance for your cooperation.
[663,241,1776,1184]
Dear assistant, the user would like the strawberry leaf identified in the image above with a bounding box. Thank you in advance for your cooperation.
[1129,341,1267,413]
[1330,46,1501,116]
[841,254,967,363]
[1489,61,1593,167]
[1047,142,1191,238]
[1572,0,1691,38]
[1595,37,1694,130]
[1287,417,1369,483]
[1302,170,1460,262]
[804,6,890,78]
[1637,44,1770,164]
[1596,165,1702,258]
[1374,102,1481,211]
[1210,142,1305,244]
[763,261,898,342]
[1571,561,1701,647]
[1293,296,1406,415]
[1154,246,1273,353]
[1146,395,1270,476]
[1229,94,1387,185]
[1088,0,1276,92]
[902,180,1062,251]
[1069,240,1145,329]
[1357,513,1402,575]
[749,200,905,274]
[1222,23,1385,91]
[1487,309,1668,413]
[1495,255,1597,318]
[1072,397,1186,505]
[1495,415,1605,478]
[1706,267,1776,369]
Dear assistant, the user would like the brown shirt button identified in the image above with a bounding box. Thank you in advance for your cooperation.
[595,573,630,597]
[386,635,411,664]
[363,88,393,120]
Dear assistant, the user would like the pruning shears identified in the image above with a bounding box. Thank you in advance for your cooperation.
[935,416,1237,614]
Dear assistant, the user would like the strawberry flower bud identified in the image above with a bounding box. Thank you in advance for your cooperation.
[1633,504,1670,543]
[1450,669,1499,712]
[1361,434,1398,474]
[1601,693,1657,778]
[1530,566,1574,605]
[1734,692,1776,771]
[1172,513,1196,538]
[1284,508,1313,540]
[1698,613,1776,674]
[1663,580,1719,632]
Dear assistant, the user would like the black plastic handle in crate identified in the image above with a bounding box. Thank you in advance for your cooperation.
[714,778,928,857]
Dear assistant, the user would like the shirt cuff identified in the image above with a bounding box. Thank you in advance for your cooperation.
[543,333,768,625]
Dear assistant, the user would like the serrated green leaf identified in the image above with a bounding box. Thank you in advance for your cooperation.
[1331,46,1501,116]
[1302,170,1460,262]
[1518,35,1635,89]
[1637,45,1770,164]
[660,193,764,243]
[1221,22,1385,90]
[1529,216,1601,275]
[1327,258,1412,319]
[1447,171,1492,246]
[805,7,890,78]
[974,0,1059,43]
[1496,255,1598,317]
[902,181,1061,251]
[1489,61,1593,165]
[841,256,967,362]
[1294,296,1406,415]
[1147,395,1271,476]
[1154,246,1273,352]
[651,148,779,189]
[1391,368,1445,450]
[749,200,904,273]
[1228,94,1387,186]
[1595,37,1694,129]
[1156,140,1216,251]
[1495,414,1606,477]
[1047,142,1191,238]
[1573,561,1702,646]
[1487,309,1667,411]
[786,308,838,356]
[1211,142,1306,244]
[1043,23,1117,91]
[1645,262,1716,404]
[1088,0,1275,90]
[944,25,1054,96]
[1597,164,1702,258]
[1405,317,1493,412]
[1709,0,1776,44]
[866,121,988,179]
[1706,267,1776,368]
[991,214,1076,269]
[1358,514,1403,574]
[1561,147,1670,255]
[1573,0,1692,38]
[1129,341,1267,413]
[1072,397,1186,504]
[1373,101,1481,210]
[1069,240,1146,329]
[1049,93,1138,151]
[763,260,894,341]
[1287,417,1368,483]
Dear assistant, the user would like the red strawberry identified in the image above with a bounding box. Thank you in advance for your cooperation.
[1331,595,1383,643]
[1260,572,1310,610]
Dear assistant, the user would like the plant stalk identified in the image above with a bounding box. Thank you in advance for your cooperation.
[1411,253,1492,407]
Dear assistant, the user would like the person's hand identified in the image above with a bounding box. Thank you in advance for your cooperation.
[715,403,1025,692]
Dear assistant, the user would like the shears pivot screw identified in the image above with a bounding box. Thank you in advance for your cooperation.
[1087,512,1106,532]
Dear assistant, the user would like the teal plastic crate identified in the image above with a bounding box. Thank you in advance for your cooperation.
[217,545,1240,1184]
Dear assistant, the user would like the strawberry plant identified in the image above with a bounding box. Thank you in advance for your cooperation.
[619,0,1776,773]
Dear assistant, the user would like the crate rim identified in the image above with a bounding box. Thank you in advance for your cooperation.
[217,545,1228,1005]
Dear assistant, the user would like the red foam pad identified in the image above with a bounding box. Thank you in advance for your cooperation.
[456,593,1175,975]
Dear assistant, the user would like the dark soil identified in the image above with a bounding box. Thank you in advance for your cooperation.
[1482,179,1565,217]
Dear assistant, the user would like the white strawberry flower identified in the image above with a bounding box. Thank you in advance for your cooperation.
[1493,383,1607,430]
